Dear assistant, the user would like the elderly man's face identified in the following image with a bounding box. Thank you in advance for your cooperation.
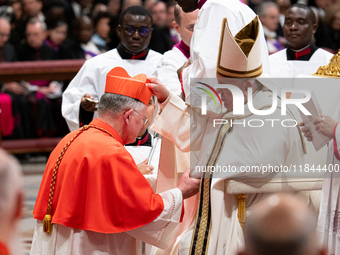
[260,6,280,32]
[0,19,10,48]
[283,7,316,50]
[117,14,152,54]
[216,79,252,112]
[138,96,156,137]
[125,105,148,144]
[26,22,46,49]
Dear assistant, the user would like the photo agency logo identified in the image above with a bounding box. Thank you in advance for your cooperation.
[195,82,223,114]
[195,81,312,128]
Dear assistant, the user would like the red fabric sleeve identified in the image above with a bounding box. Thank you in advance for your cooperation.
[33,119,164,234]
[334,123,340,161]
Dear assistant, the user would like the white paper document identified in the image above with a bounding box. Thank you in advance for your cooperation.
[297,91,331,151]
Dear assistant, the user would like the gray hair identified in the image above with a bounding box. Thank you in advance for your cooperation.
[257,2,279,18]
[0,149,22,213]
[98,93,146,116]
[27,17,47,31]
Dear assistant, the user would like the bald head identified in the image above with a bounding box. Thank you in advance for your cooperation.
[0,149,22,212]
[241,194,325,255]
[0,148,23,251]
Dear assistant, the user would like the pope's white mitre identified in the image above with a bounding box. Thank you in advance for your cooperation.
[216,16,262,78]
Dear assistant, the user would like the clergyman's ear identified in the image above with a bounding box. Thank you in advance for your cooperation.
[172,20,180,33]
[312,23,317,35]
[116,25,122,39]
[123,108,134,124]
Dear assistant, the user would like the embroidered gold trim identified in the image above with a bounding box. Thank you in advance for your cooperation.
[189,96,306,251]
[43,125,116,234]
[216,64,263,78]
[313,50,340,78]
[190,122,233,255]
[237,194,247,234]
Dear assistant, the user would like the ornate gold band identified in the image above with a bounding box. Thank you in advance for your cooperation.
[216,64,263,78]
[189,122,233,255]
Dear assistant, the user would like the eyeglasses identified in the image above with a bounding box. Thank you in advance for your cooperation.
[122,25,152,37]
[134,110,148,126]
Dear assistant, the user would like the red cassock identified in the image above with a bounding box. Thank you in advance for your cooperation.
[33,118,164,233]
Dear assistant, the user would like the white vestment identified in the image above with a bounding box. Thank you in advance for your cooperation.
[269,48,334,214]
[62,49,163,131]
[181,0,269,100]
[125,133,162,191]
[317,104,340,255]
[153,42,198,255]
[152,89,305,255]
[154,47,188,98]
[269,48,333,78]
[30,188,183,255]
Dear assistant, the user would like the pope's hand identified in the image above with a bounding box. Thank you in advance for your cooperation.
[146,76,170,103]
[313,115,338,139]
[299,122,313,142]
[177,169,200,199]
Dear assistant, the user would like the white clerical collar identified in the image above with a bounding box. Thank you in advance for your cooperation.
[291,45,310,53]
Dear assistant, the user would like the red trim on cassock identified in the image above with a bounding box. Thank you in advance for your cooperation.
[180,201,185,222]
[132,50,146,59]
[334,123,340,161]
[180,70,185,99]
[33,118,164,233]
[294,47,311,60]
[137,133,149,146]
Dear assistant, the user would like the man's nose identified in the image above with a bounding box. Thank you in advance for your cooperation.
[132,30,141,39]
[290,22,298,30]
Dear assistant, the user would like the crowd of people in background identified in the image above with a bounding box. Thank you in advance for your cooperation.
[0,0,338,59]
[0,0,181,61]
[0,0,340,255]
[0,0,339,140]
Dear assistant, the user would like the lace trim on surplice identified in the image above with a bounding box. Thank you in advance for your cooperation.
[317,205,340,235]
